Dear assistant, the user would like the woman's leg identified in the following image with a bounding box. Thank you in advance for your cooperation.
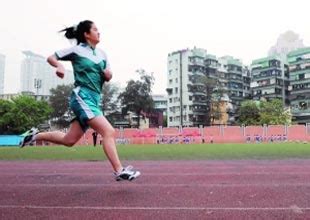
[87,116,123,173]
[35,120,84,147]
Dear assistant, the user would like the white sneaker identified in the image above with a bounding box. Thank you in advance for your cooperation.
[20,128,39,148]
[115,166,141,181]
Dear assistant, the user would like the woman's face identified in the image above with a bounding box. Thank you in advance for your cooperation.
[85,23,100,45]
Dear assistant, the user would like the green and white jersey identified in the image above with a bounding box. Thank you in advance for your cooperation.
[55,43,110,94]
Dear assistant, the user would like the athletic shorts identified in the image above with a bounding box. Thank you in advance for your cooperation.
[70,86,103,132]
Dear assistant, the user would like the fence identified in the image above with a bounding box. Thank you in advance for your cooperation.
[2,125,310,146]
[75,124,310,145]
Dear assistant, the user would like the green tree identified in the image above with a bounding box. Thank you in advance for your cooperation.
[238,100,261,125]
[118,69,154,128]
[0,99,14,134]
[259,99,291,125]
[0,96,52,134]
[102,83,119,114]
[199,75,225,125]
[49,84,74,128]
[238,99,291,126]
[210,87,226,125]
[102,82,120,124]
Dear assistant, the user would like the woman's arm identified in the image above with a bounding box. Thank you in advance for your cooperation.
[47,55,65,79]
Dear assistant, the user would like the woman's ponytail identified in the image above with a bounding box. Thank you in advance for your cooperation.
[59,20,93,44]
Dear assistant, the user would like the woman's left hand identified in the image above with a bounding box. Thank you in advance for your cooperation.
[103,69,112,82]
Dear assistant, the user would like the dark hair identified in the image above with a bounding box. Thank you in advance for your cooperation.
[59,20,94,44]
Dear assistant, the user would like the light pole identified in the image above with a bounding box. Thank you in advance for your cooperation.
[34,78,42,100]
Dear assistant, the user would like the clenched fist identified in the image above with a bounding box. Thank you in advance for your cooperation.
[103,69,112,82]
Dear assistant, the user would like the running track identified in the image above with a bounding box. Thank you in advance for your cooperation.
[0,160,310,219]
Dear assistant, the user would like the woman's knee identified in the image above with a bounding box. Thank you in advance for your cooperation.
[64,138,77,147]
[102,127,115,138]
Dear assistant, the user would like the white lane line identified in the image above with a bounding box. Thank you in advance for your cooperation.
[1,172,310,176]
[0,205,309,211]
[1,183,310,187]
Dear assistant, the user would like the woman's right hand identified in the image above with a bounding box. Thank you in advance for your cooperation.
[47,55,65,79]
[56,65,65,78]
[103,69,113,82]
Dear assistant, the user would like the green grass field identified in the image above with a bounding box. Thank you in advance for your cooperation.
[1,142,310,161]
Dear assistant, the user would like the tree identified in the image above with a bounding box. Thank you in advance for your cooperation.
[259,99,291,125]
[49,84,74,128]
[102,83,119,114]
[238,99,291,126]
[0,96,52,134]
[210,87,226,125]
[102,82,120,124]
[199,75,226,125]
[0,99,14,134]
[238,100,261,125]
[118,69,154,128]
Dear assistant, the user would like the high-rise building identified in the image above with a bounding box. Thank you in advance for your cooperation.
[287,47,310,123]
[167,49,189,127]
[250,56,289,105]
[217,56,251,123]
[167,48,248,127]
[242,66,252,101]
[152,94,167,115]
[20,51,74,100]
[0,53,5,95]
[268,30,304,61]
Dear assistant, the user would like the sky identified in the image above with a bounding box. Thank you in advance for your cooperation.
[1,0,309,94]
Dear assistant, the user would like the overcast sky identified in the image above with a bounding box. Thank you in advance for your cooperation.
[1,0,309,94]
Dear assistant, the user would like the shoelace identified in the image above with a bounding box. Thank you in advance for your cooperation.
[114,165,133,176]
[123,165,133,171]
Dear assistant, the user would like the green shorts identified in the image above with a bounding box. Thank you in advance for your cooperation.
[70,86,103,132]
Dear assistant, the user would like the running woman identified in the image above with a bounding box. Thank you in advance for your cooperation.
[20,20,140,181]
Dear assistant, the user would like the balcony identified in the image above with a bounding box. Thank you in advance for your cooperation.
[192,71,205,77]
[191,82,205,86]
[192,100,207,105]
[205,63,217,69]
[228,77,243,83]
[290,88,310,95]
[227,69,242,75]
[192,110,207,115]
[291,108,310,116]
[290,78,310,85]
[190,60,205,66]
[192,91,206,96]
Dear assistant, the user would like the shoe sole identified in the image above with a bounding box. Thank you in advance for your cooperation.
[116,171,141,181]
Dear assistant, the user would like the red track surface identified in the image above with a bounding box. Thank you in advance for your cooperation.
[0,160,310,219]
